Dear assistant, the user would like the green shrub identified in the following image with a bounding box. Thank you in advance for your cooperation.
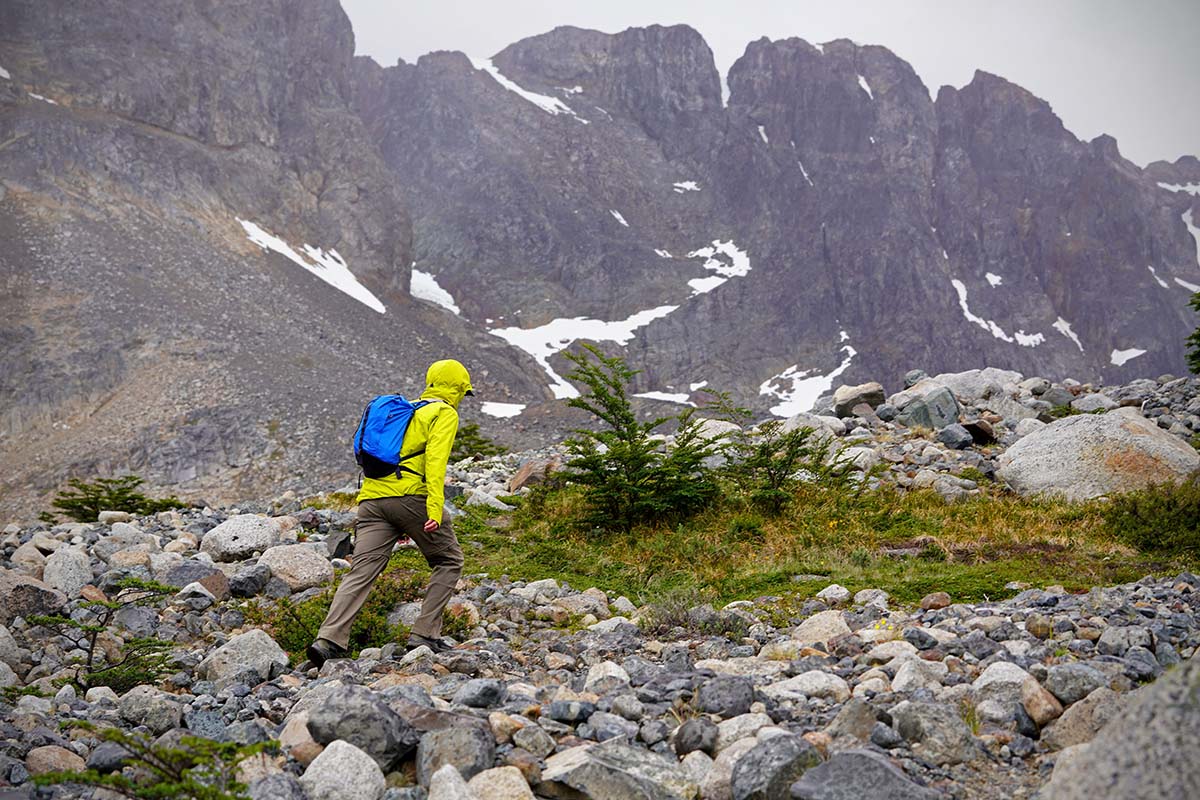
[453,422,507,460]
[561,345,723,534]
[48,476,186,523]
[248,563,432,661]
[29,578,174,693]
[34,721,272,800]
[1104,472,1200,559]
[726,420,859,515]
[1186,289,1199,374]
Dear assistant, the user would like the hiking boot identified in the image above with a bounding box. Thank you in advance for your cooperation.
[406,633,455,654]
[305,638,348,668]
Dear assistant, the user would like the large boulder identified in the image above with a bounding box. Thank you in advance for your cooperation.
[540,741,699,799]
[195,629,289,689]
[307,685,418,772]
[1041,687,1125,751]
[729,734,820,800]
[200,515,293,561]
[1040,656,1200,800]
[888,380,961,430]
[257,544,333,591]
[41,547,92,598]
[415,725,495,786]
[0,569,67,623]
[996,408,1200,500]
[890,701,978,765]
[791,748,942,800]
[792,610,851,646]
[299,740,385,800]
[832,382,885,418]
[928,368,1022,403]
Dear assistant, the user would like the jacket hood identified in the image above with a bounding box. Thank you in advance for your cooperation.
[421,359,473,408]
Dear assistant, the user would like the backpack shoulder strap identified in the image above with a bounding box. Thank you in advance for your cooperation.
[394,399,444,477]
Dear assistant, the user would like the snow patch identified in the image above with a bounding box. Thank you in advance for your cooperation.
[490,305,678,399]
[1110,348,1146,367]
[1053,317,1084,352]
[634,391,695,406]
[857,74,874,100]
[760,333,856,417]
[654,249,673,259]
[673,181,700,193]
[812,42,824,54]
[950,278,1041,347]
[558,85,583,95]
[687,240,752,296]
[1176,277,1200,292]
[757,125,769,145]
[29,92,58,105]
[689,381,709,391]
[471,57,586,122]
[410,268,461,315]
[1147,265,1170,288]
[479,402,525,418]
[789,141,815,186]
[238,219,385,314]
[609,209,629,227]
[1157,181,1200,196]
[0,65,9,80]
[1185,209,1200,267]
[985,272,1003,287]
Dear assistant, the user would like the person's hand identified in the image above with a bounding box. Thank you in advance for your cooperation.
[423,519,440,533]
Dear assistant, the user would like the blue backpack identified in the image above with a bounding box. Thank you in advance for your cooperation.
[352,395,440,479]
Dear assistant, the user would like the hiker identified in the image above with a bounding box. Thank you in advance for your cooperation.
[306,359,472,667]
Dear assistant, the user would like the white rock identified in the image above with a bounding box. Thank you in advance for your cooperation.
[815,584,851,605]
[300,740,386,800]
[715,713,774,752]
[891,658,949,693]
[41,547,91,598]
[583,661,630,693]
[792,610,851,645]
[200,515,292,561]
[258,544,333,591]
[761,671,850,703]
[997,408,1200,500]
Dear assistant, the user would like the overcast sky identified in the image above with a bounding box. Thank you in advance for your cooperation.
[342,0,1197,167]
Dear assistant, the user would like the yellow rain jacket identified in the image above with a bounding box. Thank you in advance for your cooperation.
[356,359,472,523]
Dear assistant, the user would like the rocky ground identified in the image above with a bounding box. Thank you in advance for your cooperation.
[1,367,1199,800]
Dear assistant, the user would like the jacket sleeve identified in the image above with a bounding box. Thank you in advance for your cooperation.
[423,405,459,523]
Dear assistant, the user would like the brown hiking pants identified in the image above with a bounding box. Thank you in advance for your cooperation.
[316,495,464,647]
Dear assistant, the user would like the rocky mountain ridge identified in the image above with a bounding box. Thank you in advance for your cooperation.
[2,0,1198,516]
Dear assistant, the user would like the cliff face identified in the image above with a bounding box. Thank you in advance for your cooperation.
[1,7,1197,515]
[356,28,1199,411]
[0,0,547,517]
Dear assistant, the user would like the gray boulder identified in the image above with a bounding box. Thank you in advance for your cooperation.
[0,570,67,623]
[996,408,1200,500]
[200,515,291,561]
[790,748,941,799]
[196,629,289,689]
[730,734,820,800]
[117,686,182,735]
[257,544,333,591]
[890,381,961,430]
[416,725,495,786]
[696,675,754,719]
[1040,656,1200,800]
[833,382,885,417]
[307,685,417,772]
[1041,687,1124,751]
[890,701,977,765]
[540,741,698,799]
[42,547,92,598]
[299,739,386,800]
[1045,663,1107,706]
[249,773,307,800]
[929,368,1022,402]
